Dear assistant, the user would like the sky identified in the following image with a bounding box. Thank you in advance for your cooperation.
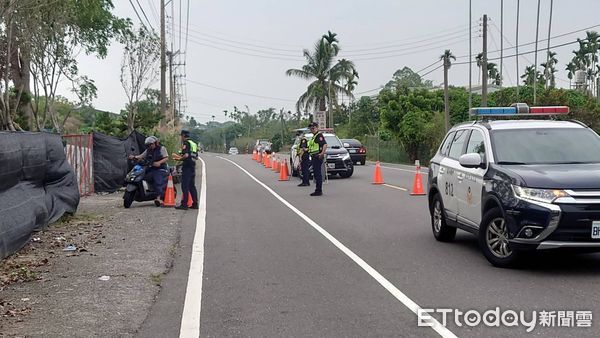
[69,0,600,124]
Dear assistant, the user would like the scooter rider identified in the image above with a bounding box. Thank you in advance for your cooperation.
[129,136,169,206]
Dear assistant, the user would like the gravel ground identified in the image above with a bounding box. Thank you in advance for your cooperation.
[0,192,185,337]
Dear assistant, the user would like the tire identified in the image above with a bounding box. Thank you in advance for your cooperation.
[478,207,521,268]
[123,191,135,208]
[430,194,456,242]
[339,167,354,178]
[360,159,366,165]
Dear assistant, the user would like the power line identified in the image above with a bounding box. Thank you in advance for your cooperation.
[134,0,155,31]
[128,0,153,31]
[185,36,304,61]
[419,64,444,78]
[453,39,580,65]
[185,79,296,102]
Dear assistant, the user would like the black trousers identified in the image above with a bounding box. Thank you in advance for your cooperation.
[300,156,310,185]
[181,165,198,206]
[311,155,323,192]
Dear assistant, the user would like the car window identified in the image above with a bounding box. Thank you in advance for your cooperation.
[466,129,486,161]
[440,131,456,156]
[448,130,468,159]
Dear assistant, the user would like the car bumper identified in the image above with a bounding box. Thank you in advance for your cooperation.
[349,153,366,162]
[325,158,353,173]
[507,200,600,250]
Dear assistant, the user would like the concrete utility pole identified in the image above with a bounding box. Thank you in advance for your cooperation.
[482,14,488,107]
[443,56,450,132]
[468,0,472,109]
[545,0,554,89]
[516,0,520,98]
[500,0,503,87]
[534,0,541,104]
[160,0,167,118]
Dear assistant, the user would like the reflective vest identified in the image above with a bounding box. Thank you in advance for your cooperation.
[296,136,306,155]
[307,133,321,154]
[188,140,198,159]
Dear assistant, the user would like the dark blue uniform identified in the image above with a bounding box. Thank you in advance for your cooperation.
[299,138,310,186]
[310,133,327,193]
[180,139,198,208]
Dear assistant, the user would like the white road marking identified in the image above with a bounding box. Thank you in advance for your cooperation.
[217,156,457,338]
[367,161,429,175]
[382,183,408,191]
[179,157,207,338]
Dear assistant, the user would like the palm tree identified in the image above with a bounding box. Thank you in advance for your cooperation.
[543,51,558,88]
[286,32,358,126]
[440,49,455,131]
[487,63,501,85]
[521,65,537,86]
[586,31,599,95]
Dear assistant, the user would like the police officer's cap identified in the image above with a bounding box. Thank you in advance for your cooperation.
[308,122,318,128]
[144,136,157,145]
[180,129,190,137]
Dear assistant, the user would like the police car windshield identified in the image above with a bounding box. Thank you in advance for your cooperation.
[491,128,600,165]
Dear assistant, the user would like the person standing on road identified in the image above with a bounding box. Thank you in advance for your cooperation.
[297,133,310,187]
[172,130,199,210]
[307,122,327,196]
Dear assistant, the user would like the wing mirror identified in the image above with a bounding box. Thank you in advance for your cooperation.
[459,153,485,169]
[343,142,350,148]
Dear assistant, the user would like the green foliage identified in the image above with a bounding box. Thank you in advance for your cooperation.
[385,66,433,89]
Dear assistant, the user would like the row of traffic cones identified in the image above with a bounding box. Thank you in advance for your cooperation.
[254,150,290,181]
[371,160,425,195]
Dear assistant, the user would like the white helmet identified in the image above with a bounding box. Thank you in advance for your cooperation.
[144,136,157,146]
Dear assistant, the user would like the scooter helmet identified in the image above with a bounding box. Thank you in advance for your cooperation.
[144,136,157,146]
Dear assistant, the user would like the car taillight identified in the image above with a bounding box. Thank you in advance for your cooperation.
[359,147,366,153]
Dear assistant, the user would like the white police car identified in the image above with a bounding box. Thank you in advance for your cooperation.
[428,104,600,267]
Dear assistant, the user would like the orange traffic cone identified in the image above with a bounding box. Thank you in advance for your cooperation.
[265,155,272,168]
[163,175,176,207]
[372,161,384,185]
[252,150,257,161]
[272,158,279,172]
[186,192,193,207]
[410,161,426,195]
[279,159,290,181]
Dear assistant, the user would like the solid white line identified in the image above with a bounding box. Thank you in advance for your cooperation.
[217,156,456,338]
[382,183,408,191]
[179,157,207,338]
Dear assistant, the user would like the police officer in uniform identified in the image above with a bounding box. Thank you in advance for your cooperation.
[307,122,327,196]
[172,130,199,210]
[129,136,169,207]
[297,132,310,187]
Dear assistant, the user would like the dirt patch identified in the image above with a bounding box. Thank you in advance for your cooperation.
[0,193,185,337]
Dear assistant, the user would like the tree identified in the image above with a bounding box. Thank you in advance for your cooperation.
[440,49,455,131]
[286,31,358,126]
[476,53,484,85]
[542,51,558,88]
[487,63,501,85]
[120,27,160,132]
[383,66,433,90]
[566,62,577,87]
[521,66,539,86]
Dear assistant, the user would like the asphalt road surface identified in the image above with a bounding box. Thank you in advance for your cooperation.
[137,154,600,338]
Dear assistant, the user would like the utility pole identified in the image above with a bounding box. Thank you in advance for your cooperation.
[328,68,332,129]
[500,0,503,87]
[516,0,520,98]
[468,0,472,109]
[534,0,541,104]
[546,0,554,89]
[443,56,450,132]
[482,14,488,107]
[168,51,173,126]
[160,0,166,118]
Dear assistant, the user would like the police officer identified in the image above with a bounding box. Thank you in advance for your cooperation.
[172,130,199,210]
[297,132,310,187]
[129,136,169,207]
[307,122,327,196]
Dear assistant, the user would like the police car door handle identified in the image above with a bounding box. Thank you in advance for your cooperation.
[457,173,464,181]
[439,167,446,174]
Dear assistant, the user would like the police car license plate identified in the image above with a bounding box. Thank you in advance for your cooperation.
[327,163,336,169]
[592,222,600,239]
[349,149,356,153]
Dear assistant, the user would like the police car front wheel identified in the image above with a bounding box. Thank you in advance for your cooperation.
[479,207,521,268]
[430,194,456,242]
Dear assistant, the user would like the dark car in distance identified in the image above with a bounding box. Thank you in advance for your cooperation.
[341,139,367,165]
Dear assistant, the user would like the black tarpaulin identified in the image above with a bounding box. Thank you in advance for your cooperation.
[0,132,80,259]
[93,131,146,193]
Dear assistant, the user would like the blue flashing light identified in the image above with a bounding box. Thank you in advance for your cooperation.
[470,107,518,116]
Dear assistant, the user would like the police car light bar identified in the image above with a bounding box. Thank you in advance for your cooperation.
[469,103,569,116]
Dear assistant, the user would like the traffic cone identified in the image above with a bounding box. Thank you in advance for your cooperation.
[279,159,290,181]
[163,175,176,207]
[372,161,384,185]
[186,192,193,207]
[272,158,279,172]
[252,150,257,161]
[410,161,426,195]
[265,155,272,169]
[262,153,267,166]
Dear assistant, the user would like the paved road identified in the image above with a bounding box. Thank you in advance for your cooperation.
[138,154,600,337]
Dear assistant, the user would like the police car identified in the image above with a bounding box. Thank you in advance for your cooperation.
[428,103,600,267]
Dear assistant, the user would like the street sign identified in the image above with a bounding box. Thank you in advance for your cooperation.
[314,111,327,129]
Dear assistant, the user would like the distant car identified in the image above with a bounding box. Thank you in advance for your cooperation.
[228,147,239,155]
[290,129,353,178]
[341,138,367,165]
[254,139,272,155]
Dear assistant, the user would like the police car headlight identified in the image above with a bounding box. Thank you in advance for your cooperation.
[512,185,569,204]
[342,153,351,161]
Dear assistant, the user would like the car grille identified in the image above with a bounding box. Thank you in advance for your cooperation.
[547,203,600,242]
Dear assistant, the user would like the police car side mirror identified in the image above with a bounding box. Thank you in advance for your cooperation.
[343,142,350,148]
[459,153,484,169]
